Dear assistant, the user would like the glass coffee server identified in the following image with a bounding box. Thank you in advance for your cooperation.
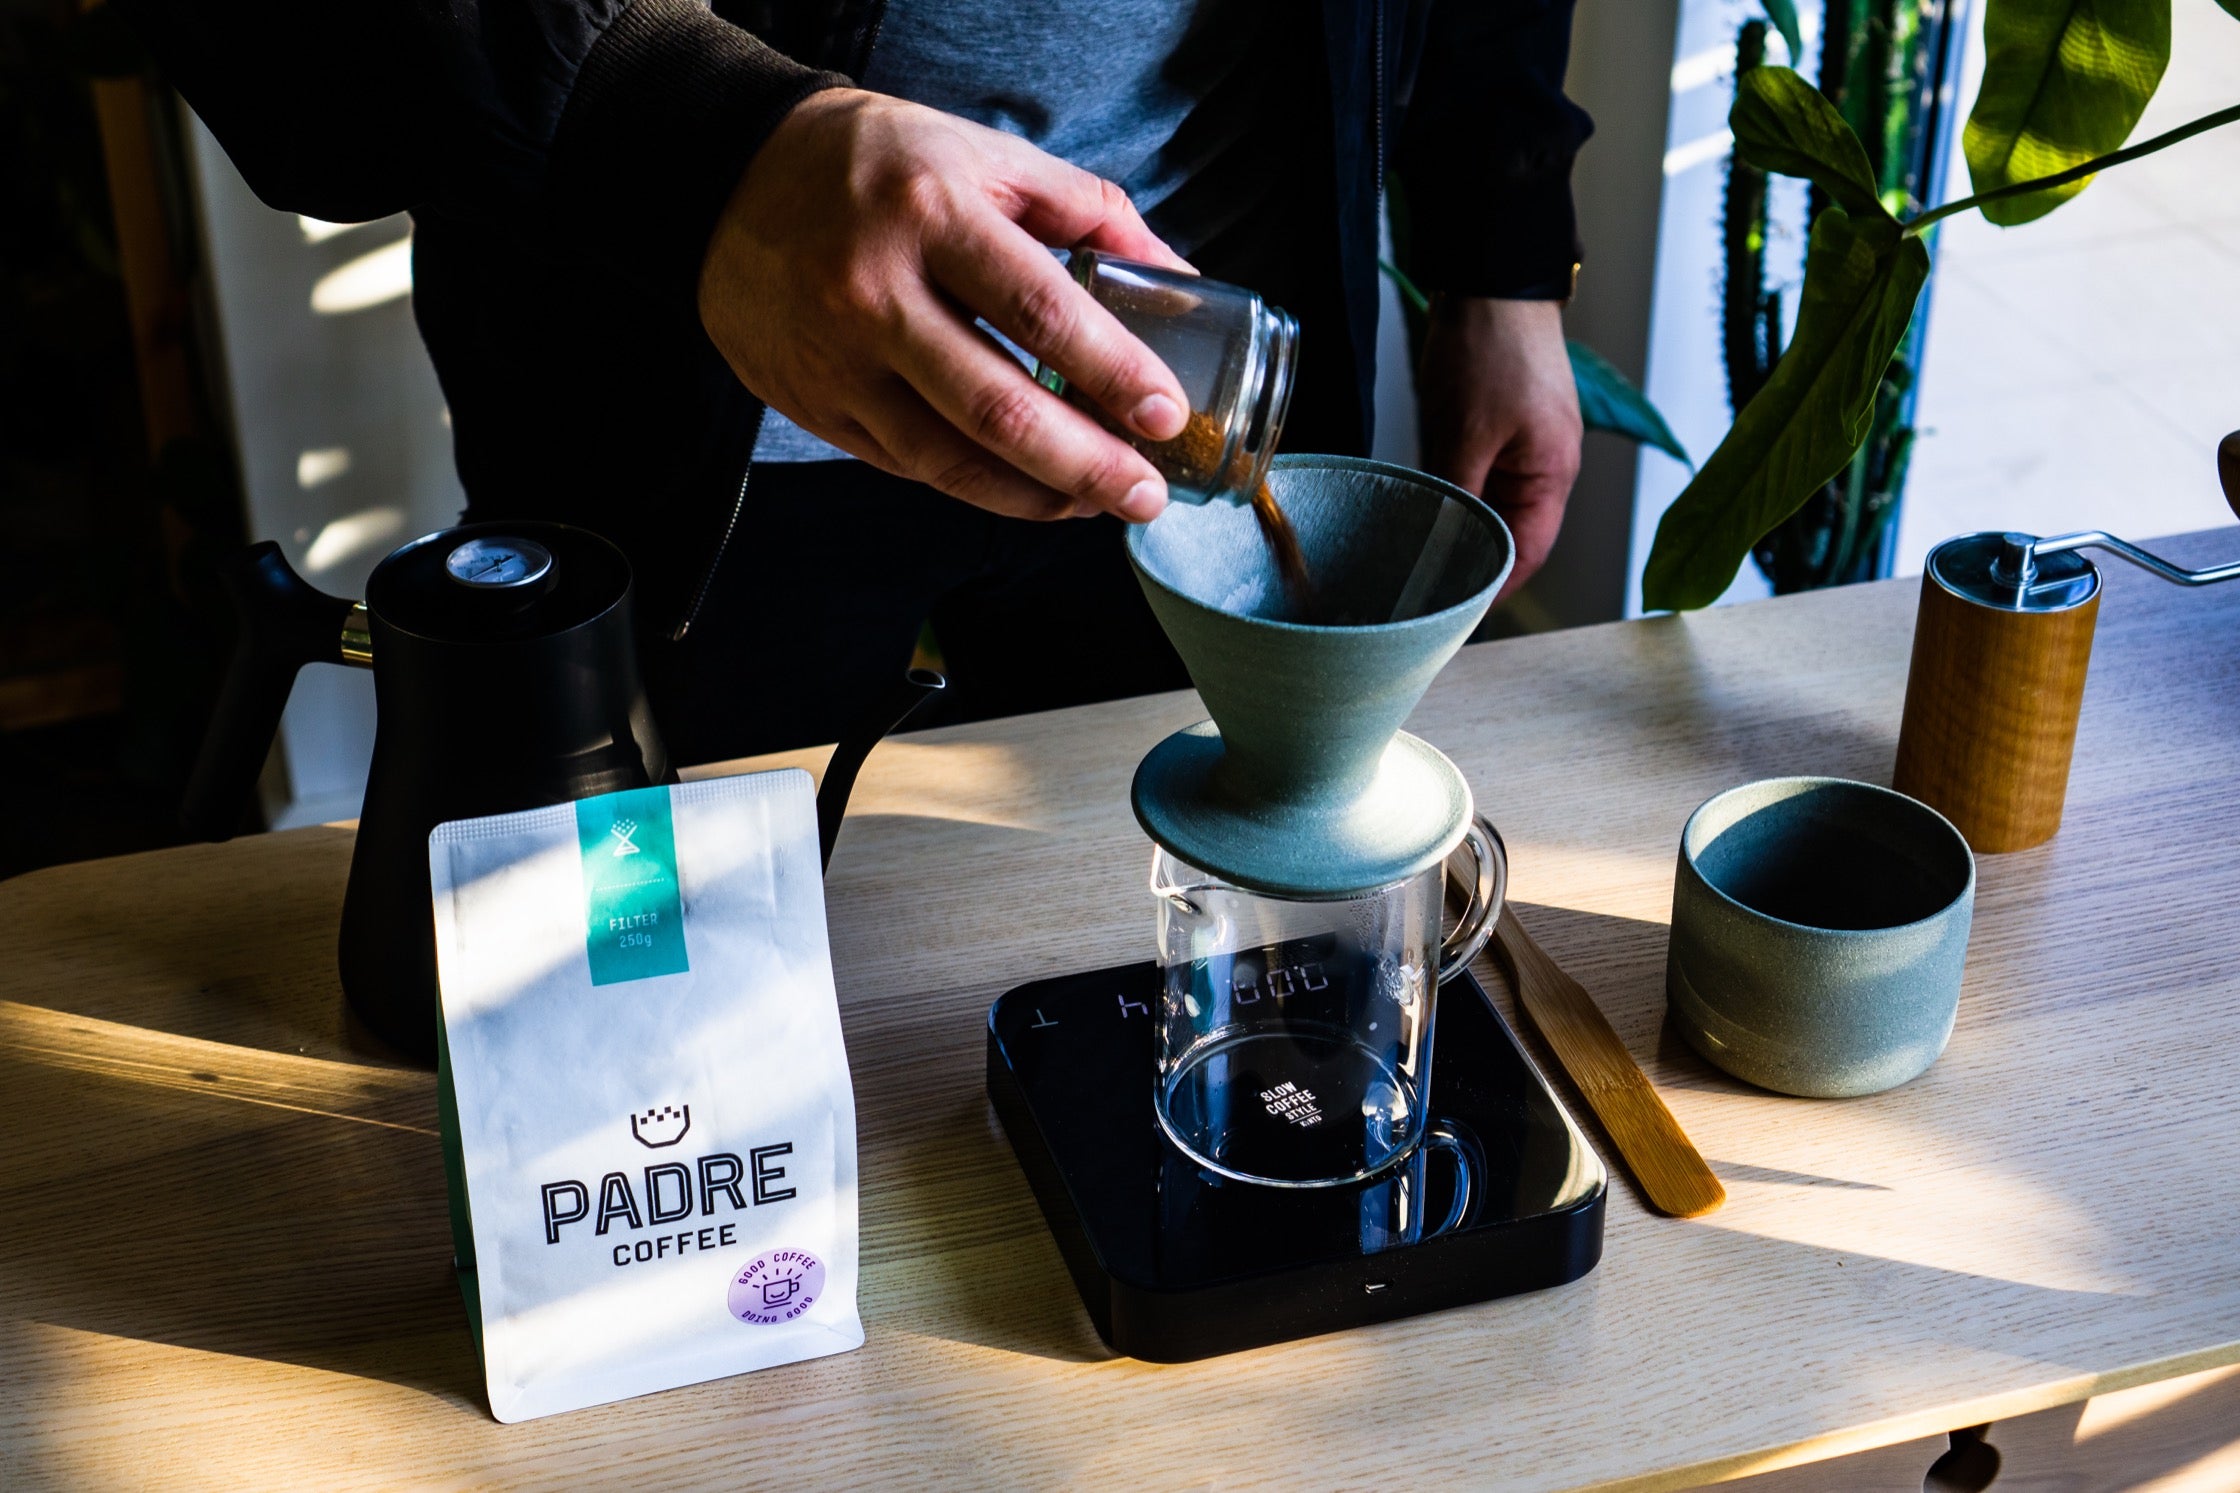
[1151,822,1502,1243]
[1152,818,1501,1174]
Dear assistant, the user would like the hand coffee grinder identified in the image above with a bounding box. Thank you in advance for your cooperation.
[1894,431,2240,852]
[985,456,1607,1362]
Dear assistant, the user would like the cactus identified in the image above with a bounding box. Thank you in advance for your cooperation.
[1722,0,1968,594]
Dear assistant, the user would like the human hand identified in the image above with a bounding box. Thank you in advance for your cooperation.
[1416,297,1583,598]
[698,88,1193,522]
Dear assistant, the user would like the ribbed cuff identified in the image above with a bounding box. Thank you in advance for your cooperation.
[551,0,848,311]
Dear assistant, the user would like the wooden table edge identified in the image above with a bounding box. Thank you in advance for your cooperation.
[1581,1340,2240,1492]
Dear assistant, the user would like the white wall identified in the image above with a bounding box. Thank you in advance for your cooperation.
[185,117,466,828]
[1896,0,2240,569]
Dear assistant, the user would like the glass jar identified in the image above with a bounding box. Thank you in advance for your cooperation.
[1035,251,1297,505]
[1148,817,1505,1189]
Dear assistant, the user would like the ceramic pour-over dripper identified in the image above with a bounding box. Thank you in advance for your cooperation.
[1127,455,1515,898]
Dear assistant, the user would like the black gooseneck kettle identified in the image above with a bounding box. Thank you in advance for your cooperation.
[185,522,938,1063]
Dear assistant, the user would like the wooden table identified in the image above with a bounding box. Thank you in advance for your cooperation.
[6,535,2240,1491]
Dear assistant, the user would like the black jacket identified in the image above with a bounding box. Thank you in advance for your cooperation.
[123,0,1590,638]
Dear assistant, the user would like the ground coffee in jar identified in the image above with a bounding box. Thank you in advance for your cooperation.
[1158,410,1310,599]
[1034,253,1307,596]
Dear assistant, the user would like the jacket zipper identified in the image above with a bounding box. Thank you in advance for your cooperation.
[854,0,889,75]
[671,422,757,643]
[1373,0,1387,204]
[673,0,892,644]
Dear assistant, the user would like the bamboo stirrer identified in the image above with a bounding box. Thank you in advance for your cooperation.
[1489,904,1726,1219]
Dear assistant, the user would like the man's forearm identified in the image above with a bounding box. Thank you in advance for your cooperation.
[554,0,846,307]
[120,0,842,307]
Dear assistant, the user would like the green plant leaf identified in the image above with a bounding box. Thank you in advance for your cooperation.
[1963,0,2171,226]
[1568,340,1691,469]
[1729,66,1890,224]
[1381,258,1689,465]
[1377,257,1430,315]
[1641,207,1929,611]
[1760,0,1805,64]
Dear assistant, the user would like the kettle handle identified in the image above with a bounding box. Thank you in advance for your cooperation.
[182,542,360,841]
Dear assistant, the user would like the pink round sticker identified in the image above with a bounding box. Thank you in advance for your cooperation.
[728,1249,826,1325]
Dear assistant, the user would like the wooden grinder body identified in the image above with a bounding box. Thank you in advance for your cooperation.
[1892,567,2098,853]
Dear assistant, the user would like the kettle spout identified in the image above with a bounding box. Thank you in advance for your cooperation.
[816,667,946,872]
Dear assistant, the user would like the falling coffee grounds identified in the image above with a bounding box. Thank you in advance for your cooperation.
[1151,410,1312,604]
[1247,480,1311,607]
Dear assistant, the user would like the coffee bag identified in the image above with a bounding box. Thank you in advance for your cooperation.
[429,769,862,1422]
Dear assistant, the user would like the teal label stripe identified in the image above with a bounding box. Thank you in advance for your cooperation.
[575,785,690,986]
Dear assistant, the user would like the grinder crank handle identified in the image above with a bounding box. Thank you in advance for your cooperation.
[2002,430,2240,593]
[181,542,362,841]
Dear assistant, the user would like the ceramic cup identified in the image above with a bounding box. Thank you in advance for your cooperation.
[1666,777,1975,1098]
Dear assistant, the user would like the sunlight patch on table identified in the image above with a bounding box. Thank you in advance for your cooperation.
[2076,1362,2240,1441]
[0,999,432,1135]
[1703,1132,2138,1296]
[819,740,1047,832]
[1498,838,1675,922]
[6,1319,468,1490]
[2130,1437,2240,1493]
[689,740,1046,834]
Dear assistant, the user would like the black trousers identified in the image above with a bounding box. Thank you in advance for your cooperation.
[649,460,1190,764]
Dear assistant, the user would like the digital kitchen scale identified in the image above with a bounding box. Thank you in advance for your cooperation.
[987,962,1606,1362]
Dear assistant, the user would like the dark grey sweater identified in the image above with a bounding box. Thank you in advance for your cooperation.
[756,0,1288,462]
